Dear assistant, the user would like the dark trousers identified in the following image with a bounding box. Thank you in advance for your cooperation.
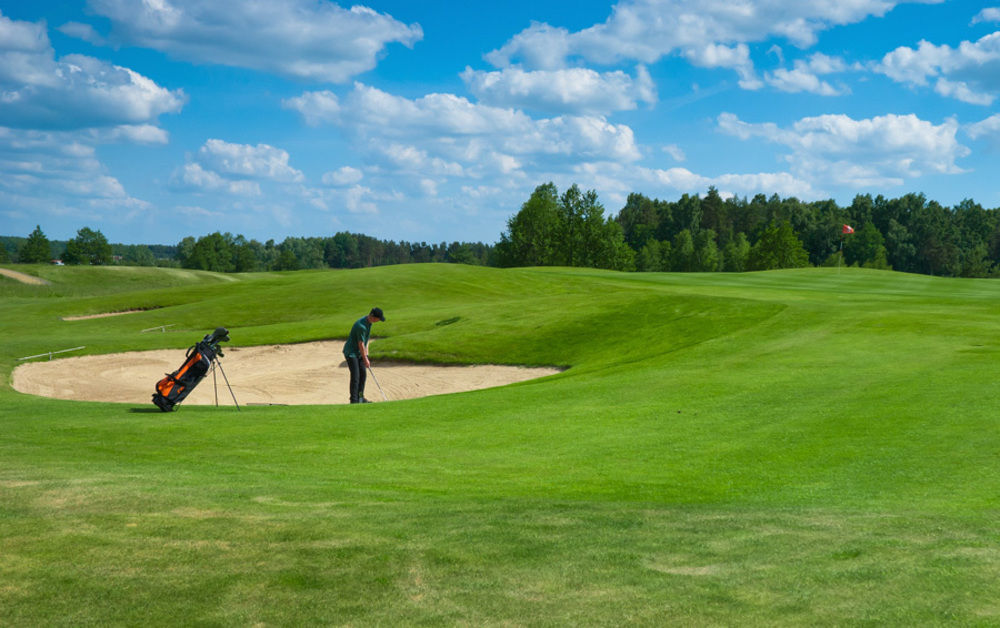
[346,355,367,403]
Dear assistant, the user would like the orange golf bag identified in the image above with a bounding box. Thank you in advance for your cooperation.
[152,328,228,411]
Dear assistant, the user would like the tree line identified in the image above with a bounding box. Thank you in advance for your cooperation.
[173,232,494,272]
[1,227,494,270]
[6,185,1000,278]
[499,183,1000,277]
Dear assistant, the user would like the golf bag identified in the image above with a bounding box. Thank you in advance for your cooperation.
[152,327,229,412]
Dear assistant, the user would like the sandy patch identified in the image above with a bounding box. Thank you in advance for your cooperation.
[0,267,50,285]
[11,341,561,406]
[62,310,146,321]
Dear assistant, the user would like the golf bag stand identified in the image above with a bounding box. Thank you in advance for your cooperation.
[209,351,240,411]
[152,327,239,411]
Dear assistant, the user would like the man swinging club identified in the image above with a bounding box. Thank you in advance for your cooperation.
[343,307,385,404]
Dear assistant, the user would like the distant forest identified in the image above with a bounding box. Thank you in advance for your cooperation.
[4,185,1000,278]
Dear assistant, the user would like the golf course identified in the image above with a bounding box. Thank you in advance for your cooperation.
[1,262,998,625]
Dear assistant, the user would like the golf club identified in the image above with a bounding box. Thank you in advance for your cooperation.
[367,365,388,401]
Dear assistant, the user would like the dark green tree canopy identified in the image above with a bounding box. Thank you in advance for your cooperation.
[19,225,51,263]
[497,182,633,271]
[748,220,810,270]
[63,227,113,265]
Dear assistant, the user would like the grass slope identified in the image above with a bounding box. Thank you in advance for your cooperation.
[1,264,999,625]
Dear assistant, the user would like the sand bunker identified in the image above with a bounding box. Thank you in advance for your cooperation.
[62,310,145,321]
[12,341,561,406]
[0,268,50,285]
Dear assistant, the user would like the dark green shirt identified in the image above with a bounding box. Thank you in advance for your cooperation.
[343,316,372,358]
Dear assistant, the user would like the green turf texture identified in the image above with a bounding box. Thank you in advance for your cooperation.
[2,263,999,625]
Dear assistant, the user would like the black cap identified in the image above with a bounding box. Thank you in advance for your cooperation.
[370,307,385,322]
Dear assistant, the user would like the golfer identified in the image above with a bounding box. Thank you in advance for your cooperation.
[343,307,385,404]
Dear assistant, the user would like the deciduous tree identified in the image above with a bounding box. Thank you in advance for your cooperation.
[63,227,112,265]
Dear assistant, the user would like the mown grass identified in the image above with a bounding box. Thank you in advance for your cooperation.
[1,263,999,625]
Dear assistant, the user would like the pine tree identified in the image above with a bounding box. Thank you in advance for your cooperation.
[20,225,51,263]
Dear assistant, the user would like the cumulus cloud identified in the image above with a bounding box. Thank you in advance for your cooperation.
[875,32,1000,105]
[764,52,851,95]
[172,139,303,197]
[0,126,149,218]
[718,111,969,188]
[172,162,261,196]
[345,185,378,213]
[197,139,304,183]
[0,12,185,130]
[285,82,642,175]
[322,166,364,186]
[461,64,656,115]
[682,43,762,89]
[281,90,341,126]
[98,124,170,145]
[965,113,1000,148]
[283,82,655,226]
[485,0,931,86]
[972,8,1000,24]
[87,0,422,83]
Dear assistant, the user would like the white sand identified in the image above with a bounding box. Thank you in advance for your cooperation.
[0,267,50,285]
[12,341,561,406]
[62,310,145,321]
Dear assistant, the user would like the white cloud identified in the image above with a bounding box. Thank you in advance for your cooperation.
[57,21,106,45]
[682,43,762,89]
[172,139,303,197]
[287,83,643,175]
[965,113,1000,147]
[461,64,656,114]
[484,21,572,70]
[972,8,1000,24]
[764,53,850,95]
[875,32,1000,105]
[0,126,150,217]
[345,185,378,213]
[663,144,686,161]
[461,185,503,199]
[172,162,261,196]
[0,12,183,228]
[419,178,438,196]
[0,12,185,130]
[322,166,363,186]
[284,82,655,232]
[718,111,969,188]
[281,90,341,126]
[87,0,422,83]
[372,143,466,176]
[197,139,304,183]
[485,0,933,87]
[99,124,170,145]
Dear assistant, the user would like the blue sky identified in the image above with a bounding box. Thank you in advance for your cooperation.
[2,0,1000,245]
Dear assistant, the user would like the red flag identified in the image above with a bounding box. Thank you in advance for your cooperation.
[842,224,854,234]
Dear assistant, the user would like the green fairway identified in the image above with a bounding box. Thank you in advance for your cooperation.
[2,264,999,625]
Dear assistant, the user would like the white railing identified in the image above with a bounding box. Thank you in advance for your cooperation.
[141,324,176,333]
[18,346,86,361]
